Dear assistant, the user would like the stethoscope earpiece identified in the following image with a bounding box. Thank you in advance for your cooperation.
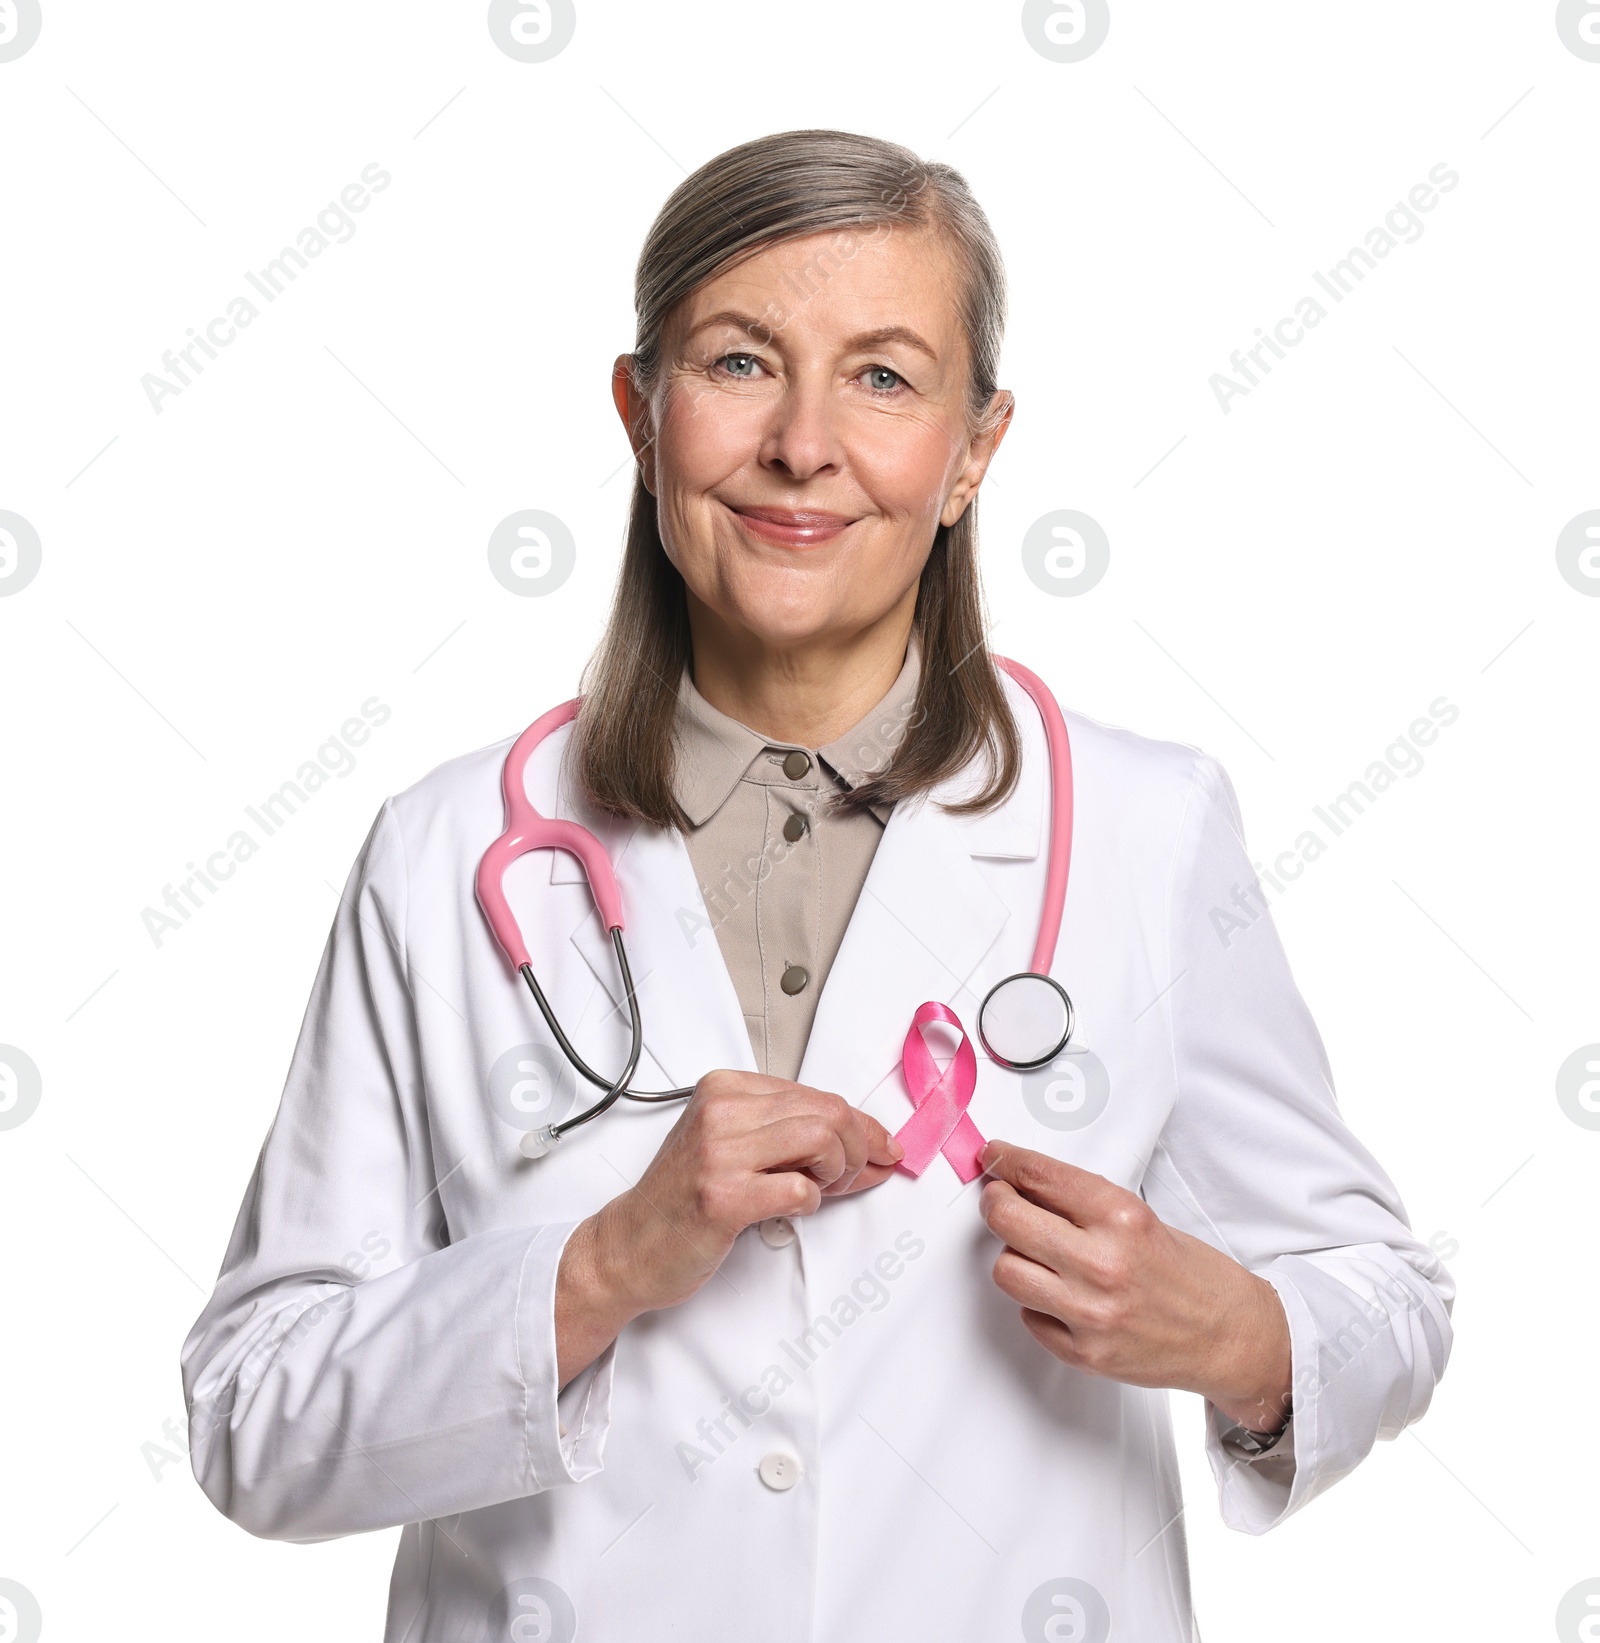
[519,1125,561,1160]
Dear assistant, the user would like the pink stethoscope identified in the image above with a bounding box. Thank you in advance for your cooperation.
[477,655,1075,1166]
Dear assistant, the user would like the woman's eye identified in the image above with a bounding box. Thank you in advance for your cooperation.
[718,353,762,379]
[862,365,905,394]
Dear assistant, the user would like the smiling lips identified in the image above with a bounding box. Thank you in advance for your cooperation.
[727,504,858,548]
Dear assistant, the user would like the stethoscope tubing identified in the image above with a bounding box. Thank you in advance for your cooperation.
[485,656,1075,1148]
[521,927,696,1140]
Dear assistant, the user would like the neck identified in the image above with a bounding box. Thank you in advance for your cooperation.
[686,593,916,747]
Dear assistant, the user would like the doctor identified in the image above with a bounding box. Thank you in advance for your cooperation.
[183,130,1454,1643]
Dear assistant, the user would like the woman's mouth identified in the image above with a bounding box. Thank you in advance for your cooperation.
[725,504,859,548]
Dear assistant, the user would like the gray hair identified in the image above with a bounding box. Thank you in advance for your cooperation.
[630,128,1008,435]
[575,129,1020,829]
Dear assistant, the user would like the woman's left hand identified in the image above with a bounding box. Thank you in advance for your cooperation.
[977,1139,1293,1435]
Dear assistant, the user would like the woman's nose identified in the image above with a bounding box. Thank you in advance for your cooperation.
[756,379,844,482]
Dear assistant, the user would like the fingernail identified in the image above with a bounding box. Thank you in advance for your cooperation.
[888,1137,905,1161]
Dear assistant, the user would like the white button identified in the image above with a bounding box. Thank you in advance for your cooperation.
[759,1216,797,1247]
[559,1421,568,1437]
[758,1451,803,1490]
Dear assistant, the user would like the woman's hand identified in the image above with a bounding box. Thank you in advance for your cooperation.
[977,1140,1293,1435]
[556,1071,903,1386]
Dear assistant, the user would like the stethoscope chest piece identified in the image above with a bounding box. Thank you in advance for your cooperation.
[977,972,1074,1071]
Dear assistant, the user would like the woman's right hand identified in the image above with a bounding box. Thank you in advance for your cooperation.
[555,1071,903,1385]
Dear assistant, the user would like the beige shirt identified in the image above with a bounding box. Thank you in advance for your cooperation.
[673,641,922,1080]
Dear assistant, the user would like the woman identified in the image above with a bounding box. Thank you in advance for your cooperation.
[182,130,1453,1642]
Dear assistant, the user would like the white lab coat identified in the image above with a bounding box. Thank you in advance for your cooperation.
[181,670,1454,1643]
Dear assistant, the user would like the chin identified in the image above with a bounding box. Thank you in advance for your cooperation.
[718,596,843,651]
[704,557,845,645]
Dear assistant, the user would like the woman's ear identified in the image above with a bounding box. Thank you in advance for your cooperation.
[611,355,657,494]
[940,389,1015,528]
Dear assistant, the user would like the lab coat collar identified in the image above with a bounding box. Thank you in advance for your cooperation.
[796,670,1049,1099]
[937,669,1047,864]
[793,789,1010,1102]
[549,736,755,1087]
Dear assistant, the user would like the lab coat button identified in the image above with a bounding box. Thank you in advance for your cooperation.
[758,1451,803,1490]
[759,1216,797,1247]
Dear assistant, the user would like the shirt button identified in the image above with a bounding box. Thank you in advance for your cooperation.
[780,964,809,995]
[782,750,811,781]
[758,1451,803,1491]
[759,1216,797,1247]
[782,811,808,843]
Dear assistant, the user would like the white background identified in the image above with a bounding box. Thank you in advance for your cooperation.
[1,2,1596,1638]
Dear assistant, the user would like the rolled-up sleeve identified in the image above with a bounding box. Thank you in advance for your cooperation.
[180,798,615,1542]
[1140,754,1454,1534]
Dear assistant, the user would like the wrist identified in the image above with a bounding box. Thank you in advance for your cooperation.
[1214,1395,1291,1437]
[1205,1273,1292,1434]
[554,1211,644,1391]
[582,1199,653,1326]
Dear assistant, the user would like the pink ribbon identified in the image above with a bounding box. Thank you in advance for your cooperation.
[892,1002,987,1183]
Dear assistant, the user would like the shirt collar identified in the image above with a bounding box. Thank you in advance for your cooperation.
[672,635,923,828]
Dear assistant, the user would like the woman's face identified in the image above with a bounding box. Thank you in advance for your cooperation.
[614,221,1012,655]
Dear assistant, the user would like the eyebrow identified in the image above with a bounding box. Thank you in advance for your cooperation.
[683,311,940,362]
[683,310,780,344]
[846,324,939,362]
